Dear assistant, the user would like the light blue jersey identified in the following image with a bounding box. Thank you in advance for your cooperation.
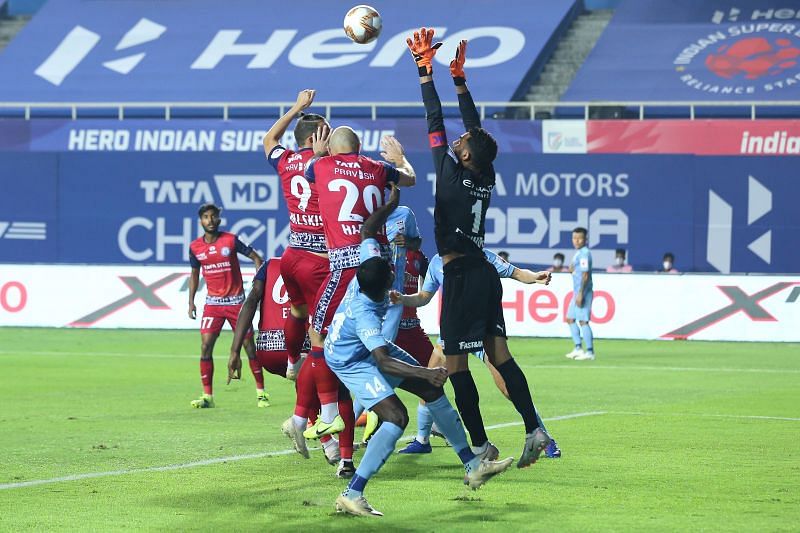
[325,238,420,409]
[383,206,420,340]
[567,246,594,322]
[422,250,515,293]
[423,250,517,361]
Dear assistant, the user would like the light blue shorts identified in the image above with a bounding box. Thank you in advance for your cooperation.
[567,291,593,322]
[327,343,420,411]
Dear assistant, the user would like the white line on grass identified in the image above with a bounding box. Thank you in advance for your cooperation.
[605,411,800,422]
[0,411,606,491]
[519,364,800,375]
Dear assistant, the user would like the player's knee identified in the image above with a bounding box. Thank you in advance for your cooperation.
[383,405,409,429]
[418,386,445,404]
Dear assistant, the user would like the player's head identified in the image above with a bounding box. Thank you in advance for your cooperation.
[357,257,394,301]
[198,203,222,234]
[452,127,498,172]
[572,227,587,249]
[615,248,626,265]
[662,252,674,270]
[293,113,329,148]
[329,126,361,155]
[553,252,565,268]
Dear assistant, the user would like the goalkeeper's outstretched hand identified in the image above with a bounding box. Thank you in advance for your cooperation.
[406,27,442,76]
[450,39,468,82]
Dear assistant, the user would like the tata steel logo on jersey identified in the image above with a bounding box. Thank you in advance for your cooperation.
[35,22,524,86]
[673,23,800,95]
[140,175,278,210]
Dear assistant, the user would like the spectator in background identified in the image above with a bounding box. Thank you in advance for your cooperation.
[659,252,679,274]
[606,248,633,273]
[548,252,566,272]
[498,250,510,262]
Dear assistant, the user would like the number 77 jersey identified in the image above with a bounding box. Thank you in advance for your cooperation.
[267,146,327,253]
[306,153,399,270]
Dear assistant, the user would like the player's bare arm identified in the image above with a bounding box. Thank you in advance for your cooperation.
[262,89,316,155]
[361,183,400,241]
[393,234,422,251]
[389,289,434,308]
[228,278,263,383]
[188,267,200,319]
[380,135,416,187]
[511,268,552,285]
[371,345,447,387]
[247,249,264,272]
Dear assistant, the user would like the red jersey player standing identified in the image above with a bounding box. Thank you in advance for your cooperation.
[188,203,263,408]
[300,124,416,477]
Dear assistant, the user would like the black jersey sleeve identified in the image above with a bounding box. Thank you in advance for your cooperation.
[421,80,459,183]
[458,89,481,131]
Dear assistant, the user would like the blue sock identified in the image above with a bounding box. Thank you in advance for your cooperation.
[581,323,594,353]
[569,322,581,347]
[347,421,403,497]
[416,403,433,443]
[425,394,479,471]
[353,398,365,421]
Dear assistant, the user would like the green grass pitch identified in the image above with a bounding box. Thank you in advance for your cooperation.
[0,328,798,531]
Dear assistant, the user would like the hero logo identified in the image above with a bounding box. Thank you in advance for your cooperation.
[674,23,800,94]
[36,18,167,86]
[36,24,523,85]
[706,176,772,273]
[712,7,800,24]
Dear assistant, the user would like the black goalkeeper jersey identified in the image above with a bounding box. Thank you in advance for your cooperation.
[421,80,493,257]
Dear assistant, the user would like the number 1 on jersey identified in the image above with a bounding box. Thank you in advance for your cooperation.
[470,199,483,234]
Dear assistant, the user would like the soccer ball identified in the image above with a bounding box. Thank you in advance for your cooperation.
[343,5,382,44]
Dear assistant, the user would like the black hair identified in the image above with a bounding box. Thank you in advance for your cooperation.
[466,127,498,183]
[293,113,326,147]
[615,248,626,256]
[554,252,565,261]
[357,257,393,300]
[663,252,675,261]
[573,227,588,236]
[198,203,221,217]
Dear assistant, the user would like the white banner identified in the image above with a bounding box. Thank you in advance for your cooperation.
[1,266,798,342]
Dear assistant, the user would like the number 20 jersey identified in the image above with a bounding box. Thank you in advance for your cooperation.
[267,146,326,253]
[305,153,398,270]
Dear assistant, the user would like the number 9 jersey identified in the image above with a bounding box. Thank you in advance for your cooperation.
[267,145,326,253]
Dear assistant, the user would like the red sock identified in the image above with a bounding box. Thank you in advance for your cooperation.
[294,356,316,418]
[337,382,355,461]
[200,359,213,395]
[248,358,265,390]
[311,347,339,405]
[284,314,308,364]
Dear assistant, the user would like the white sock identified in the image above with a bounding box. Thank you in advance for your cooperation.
[292,415,307,430]
[416,436,430,445]
[321,403,339,423]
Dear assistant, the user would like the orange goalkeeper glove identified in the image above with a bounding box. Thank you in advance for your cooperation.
[406,27,442,76]
[450,39,467,85]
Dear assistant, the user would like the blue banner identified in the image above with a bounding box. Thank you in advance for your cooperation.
[0,118,543,154]
[5,147,798,273]
[0,0,576,103]
[564,0,800,102]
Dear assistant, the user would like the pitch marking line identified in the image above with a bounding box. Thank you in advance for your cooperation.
[606,411,800,422]
[0,411,605,491]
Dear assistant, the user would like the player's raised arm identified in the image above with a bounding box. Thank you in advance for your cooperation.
[361,183,400,241]
[262,89,316,155]
[449,40,481,130]
[407,28,459,181]
[380,135,416,187]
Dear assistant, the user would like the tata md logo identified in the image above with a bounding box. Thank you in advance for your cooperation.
[140,175,278,210]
